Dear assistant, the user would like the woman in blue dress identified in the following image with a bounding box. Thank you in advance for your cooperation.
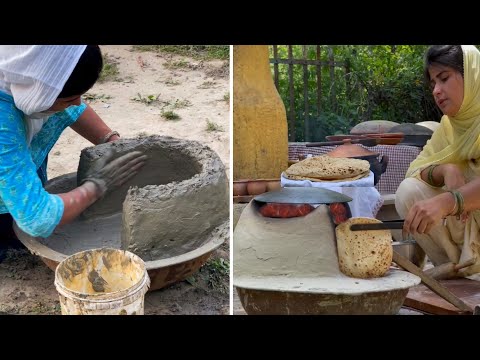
[0,45,147,251]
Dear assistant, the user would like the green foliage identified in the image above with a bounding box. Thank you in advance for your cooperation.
[185,257,229,294]
[131,93,160,105]
[175,99,192,108]
[132,45,229,60]
[99,53,120,83]
[206,119,223,132]
[161,110,180,120]
[270,45,443,141]
[83,93,112,102]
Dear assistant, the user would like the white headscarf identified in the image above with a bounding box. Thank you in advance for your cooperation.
[0,45,87,144]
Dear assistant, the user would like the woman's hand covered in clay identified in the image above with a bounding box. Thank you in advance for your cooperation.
[82,150,148,197]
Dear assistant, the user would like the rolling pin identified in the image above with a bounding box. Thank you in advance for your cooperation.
[392,250,473,313]
[424,258,476,280]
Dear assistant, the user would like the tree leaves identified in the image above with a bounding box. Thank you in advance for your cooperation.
[270,45,441,141]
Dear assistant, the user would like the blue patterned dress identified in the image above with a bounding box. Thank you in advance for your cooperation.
[0,91,86,238]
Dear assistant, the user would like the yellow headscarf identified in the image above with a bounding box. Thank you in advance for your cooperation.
[407,45,480,178]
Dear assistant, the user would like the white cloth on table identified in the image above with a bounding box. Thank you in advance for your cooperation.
[281,171,384,218]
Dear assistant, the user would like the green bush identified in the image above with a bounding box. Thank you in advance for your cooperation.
[270,45,443,141]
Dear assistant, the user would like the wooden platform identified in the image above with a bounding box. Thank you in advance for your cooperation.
[404,278,480,315]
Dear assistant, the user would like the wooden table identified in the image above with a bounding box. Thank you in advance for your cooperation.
[404,278,480,315]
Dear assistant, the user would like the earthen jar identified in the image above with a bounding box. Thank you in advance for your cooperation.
[247,181,268,195]
[266,180,281,191]
[233,181,248,196]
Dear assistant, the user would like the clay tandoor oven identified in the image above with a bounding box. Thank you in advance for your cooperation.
[233,192,420,315]
[14,136,229,291]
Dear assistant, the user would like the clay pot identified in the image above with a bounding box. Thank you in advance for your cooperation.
[350,120,399,135]
[325,134,366,142]
[247,181,268,195]
[327,141,388,185]
[233,180,248,196]
[266,180,281,192]
[388,123,433,147]
[416,121,440,133]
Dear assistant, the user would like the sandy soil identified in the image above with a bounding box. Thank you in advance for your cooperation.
[0,45,230,315]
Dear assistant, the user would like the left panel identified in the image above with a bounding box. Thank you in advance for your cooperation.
[0,45,230,315]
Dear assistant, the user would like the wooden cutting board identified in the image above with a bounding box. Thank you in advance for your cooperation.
[404,278,480,315]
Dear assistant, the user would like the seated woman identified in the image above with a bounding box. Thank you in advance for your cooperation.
[396,45,480,279]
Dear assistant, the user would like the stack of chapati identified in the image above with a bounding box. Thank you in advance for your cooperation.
[284,155,370,182]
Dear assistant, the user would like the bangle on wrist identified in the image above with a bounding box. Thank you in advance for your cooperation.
[446,190,458,216]
[446,190,465,218]
[427,164,444,187]
[100,130,120,144]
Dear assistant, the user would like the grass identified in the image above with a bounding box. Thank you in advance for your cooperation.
[83,93,112,102]
[198,81,216,89]
[206,120,223,132]
[161,110,180,120]
[171,99,192,109]
[164,78,181,86]
[223,92,229,103]
[131,93,160,105]
[205,258,229,293]
[184,257,230,294]
[99,53,120,82]
[163,59,191,70]
[132,45,229,61]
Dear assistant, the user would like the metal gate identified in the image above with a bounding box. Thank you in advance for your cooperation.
[270,45,350,142]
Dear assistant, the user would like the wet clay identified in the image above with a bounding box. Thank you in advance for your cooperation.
[77,136,203,219]
[39,136,228,262]
[56,248,145,295]
[88,270,107,292]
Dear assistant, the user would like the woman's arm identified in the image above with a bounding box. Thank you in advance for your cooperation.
[56,181,100,225]
[0,112,68,237]
[404,172,480,235]
[420,163,465,190]
[70,103,120,144]
[450,176,480,213]
[58,149,147,225]
[0,115,146,238]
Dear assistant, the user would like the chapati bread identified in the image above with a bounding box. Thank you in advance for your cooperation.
[285,155,370,180]
[335,217,393,278]
[285,172,369,182]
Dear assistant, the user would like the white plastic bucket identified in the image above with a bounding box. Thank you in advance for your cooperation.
[54,248,150,315]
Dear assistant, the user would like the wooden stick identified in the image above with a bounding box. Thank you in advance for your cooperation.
[454,258,476,270]
[424,258,476,280]
[392,251,473,313]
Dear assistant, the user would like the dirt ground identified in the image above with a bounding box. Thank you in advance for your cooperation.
[0,45,230,315]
